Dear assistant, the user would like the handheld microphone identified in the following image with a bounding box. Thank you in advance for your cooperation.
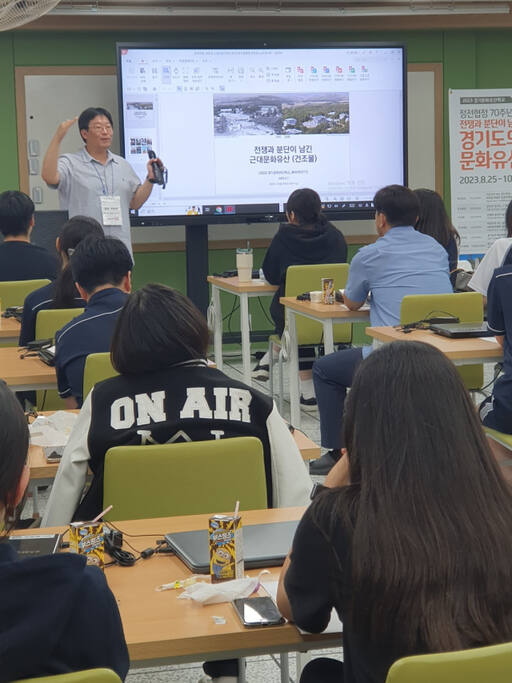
[147,149,167,189]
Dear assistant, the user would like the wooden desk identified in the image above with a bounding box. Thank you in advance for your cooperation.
[0,316,21,344]
[29,508,340,680]
[0,346,57,391]
[207,275,278,386]
[280,297,370,427]
[365,326,503,366]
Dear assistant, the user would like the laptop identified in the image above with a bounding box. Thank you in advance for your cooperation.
[430,322,495,339]
[8,534,61,558]
[165,520,299,574]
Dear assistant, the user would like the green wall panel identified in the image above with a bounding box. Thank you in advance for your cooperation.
[131,251,186,292]
[0,35,17,192]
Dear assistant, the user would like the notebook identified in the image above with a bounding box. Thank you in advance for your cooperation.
[165,520,298,574]
[430,322,495,339]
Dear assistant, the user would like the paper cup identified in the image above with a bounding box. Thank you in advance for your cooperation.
[310,291,323,303]
[237,249,253,282]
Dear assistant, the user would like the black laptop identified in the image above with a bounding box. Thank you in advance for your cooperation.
[430,322,495,339]
[165,520,298,574]
[8,534,61,558]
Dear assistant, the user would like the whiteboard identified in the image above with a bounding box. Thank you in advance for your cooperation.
[19,68,438,244]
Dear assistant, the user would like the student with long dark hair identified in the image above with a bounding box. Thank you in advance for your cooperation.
[279,341,512,683]
[0,381,129,682]
[257,188,347,405]
[19,215,104,347]
[414,188,460,283]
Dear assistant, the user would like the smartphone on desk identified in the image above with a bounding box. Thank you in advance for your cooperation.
[232,596,285,627]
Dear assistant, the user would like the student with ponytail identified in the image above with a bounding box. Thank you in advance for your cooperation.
[19,215,104,347]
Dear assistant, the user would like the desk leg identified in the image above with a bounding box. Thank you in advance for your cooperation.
[288,310,301,428]
[296,651,312,679]
[240,292,252,387]
[323,320,335,355]
[279,653,290,683]
[238,657,246,683]
[212,285,223,372]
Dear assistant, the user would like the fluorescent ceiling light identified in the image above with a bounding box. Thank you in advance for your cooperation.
[51,3,510,16]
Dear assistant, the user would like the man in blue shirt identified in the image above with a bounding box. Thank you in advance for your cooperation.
[55,236,132,408]
[311,185,453,474]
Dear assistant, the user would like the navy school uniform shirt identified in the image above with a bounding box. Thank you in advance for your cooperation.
[55,287,128,407]
[19,281,85,347]
[0,241,58,282]
[482,265,512,432]
[0,541,129,682]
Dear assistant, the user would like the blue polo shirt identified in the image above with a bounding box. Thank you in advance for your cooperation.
[345,226,452,357]
[484,265,512,431]
[19,281,85,347]
[55,287,127,406]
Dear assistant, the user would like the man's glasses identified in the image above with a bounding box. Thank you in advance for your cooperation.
[89,124,113,133]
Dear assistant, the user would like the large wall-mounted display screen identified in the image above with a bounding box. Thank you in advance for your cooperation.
[117,43,406,225]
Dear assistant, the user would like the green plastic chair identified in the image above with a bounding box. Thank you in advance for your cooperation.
[14,668,121,682]
[386,641,512,683]
[484,426,512,451]
[400,292,484,391]
[36,308,85,341]
[0,279,50,309]
[34,308,84,411]
[103,436,267,520]
[269,263,351,409]
[83,352,119,402]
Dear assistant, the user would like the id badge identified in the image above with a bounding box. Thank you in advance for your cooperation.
[100,195,123,226]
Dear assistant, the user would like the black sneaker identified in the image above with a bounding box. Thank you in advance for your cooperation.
[252,362,269,380]
[300,395,317,411]
[309,449,340,475]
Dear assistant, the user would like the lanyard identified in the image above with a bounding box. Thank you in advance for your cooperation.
[86,151,115,195]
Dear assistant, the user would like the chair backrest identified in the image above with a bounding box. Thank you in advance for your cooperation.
[34,308,85,411]
[35,308,85,341]
[285,263,351,345]
[83,352,119,402]
[0,279,51,309]
[386,641,512,683]
[400,292,485,391]
[15,668,121,682]
[103,436,267,520]
[400,292,483,325]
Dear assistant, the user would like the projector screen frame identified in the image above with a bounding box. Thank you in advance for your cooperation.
[116,40,408,227]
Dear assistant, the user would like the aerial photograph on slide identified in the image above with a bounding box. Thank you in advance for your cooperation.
[213,92,349,136]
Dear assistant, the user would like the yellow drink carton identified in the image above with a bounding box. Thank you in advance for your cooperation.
[69,521,104,570]
[209,514,244,583]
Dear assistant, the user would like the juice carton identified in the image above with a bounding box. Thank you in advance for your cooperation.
[321,277,335,304]
[209,514,244,583]
[69,521,104,569]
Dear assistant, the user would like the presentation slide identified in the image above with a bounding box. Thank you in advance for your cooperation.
[118,45,405,224]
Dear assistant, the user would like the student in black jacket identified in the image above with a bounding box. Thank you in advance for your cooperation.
[19,215,104,347]
[0,190,58,281]
[257,188,347,405]
[0,381,129,682]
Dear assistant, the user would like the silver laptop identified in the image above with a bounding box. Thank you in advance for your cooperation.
[165,520,298,574]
